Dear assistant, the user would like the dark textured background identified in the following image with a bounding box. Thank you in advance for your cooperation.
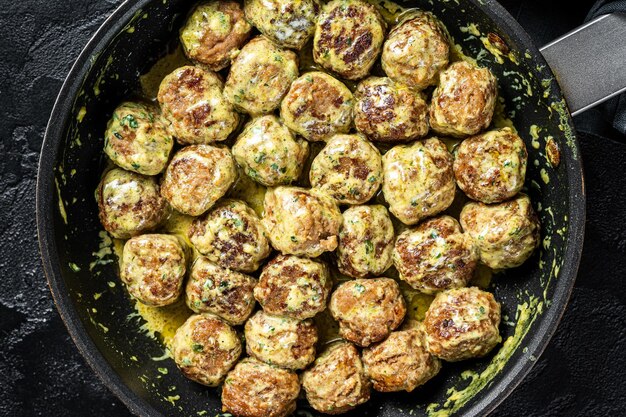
[0,0,625,416]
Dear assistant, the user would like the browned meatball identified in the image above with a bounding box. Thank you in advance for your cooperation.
[424,287,501,362]
[329,278,406,347]
[301,342,371,414]
[222,357,300,417]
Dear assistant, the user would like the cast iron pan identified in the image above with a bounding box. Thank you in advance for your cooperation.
[37,0,586,415]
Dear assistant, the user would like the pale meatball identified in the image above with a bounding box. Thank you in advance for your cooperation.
[309,134,382,205]
[171,314,242,387]
[244,0,320,50]
[362,324,441,392]
[222,358,300,417]
[245,311,318,370]
[460,194,541,269]
[280,72,353,142]
[161,145,237,216]
[381,12,449,90]
[337,205,394,278]
[104,101,173,175]
[262,186,342,258]
[254,255,332,320]
[329,278,406,347]
[454,127,528,203]
[301,342,371,414]
[232,115,309,186]
[354,77,429,143]
[179,0,252,70]
[158,66,239,145]
[96,168,167,239]
[313,0,386,80]
[430,61,498,137]
[224,36,299,115]
[186,257,256,325]
[120,234,186,306]
[393,215,479,294]
[424,287,501,362]
[189,199,270,273]
[382,138,455,225]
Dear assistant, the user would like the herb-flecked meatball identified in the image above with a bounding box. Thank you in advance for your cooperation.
[313,0,386,80]
[362,324,441,392]
[329,278,406,347]
[186,256,256,325]
[337,205,394,279]
[161,145,237,216]
[354,77,429,143]
[245,310,318,370]
[454,127,528,203]
[224,36,299,115]
[460,194,540,269]
[189,199,270,273]
[104,101,173,175]
[382,138,455,225]
[158,66,239,145]
[232,115,309,186]
[280,72,354,142]
[393,215,479,294]
[180,1,252,70]
[244,0,320,50]
[430,61,498,138]
[222,358,300,417]
[171,314,242,387]
[262,186,342,257]
[309,134,383,205]
[424,287,501,362]
[381,12,450,90]
[254,255,332,320]
[301,342,371,414]
[96,168,167,239]
[120,234,186,306]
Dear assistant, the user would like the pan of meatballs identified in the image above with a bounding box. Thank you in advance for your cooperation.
[37,0,586,416]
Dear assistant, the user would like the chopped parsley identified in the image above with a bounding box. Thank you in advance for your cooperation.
[192,343,204,353]
[354,283,365,294]
[364,239,374,254]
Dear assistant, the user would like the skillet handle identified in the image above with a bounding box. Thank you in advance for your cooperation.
[539,13,626,116]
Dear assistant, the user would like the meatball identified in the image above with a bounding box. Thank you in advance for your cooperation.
[158,66,239,145]
[280,72,353,142]
[309,134,383,205]
[96,168,167,239]
[313,0,386,80]
[430,61,498,137]
[222,358,300,417]
[161,145,237,216]
[262,186,342,258]
[423,287,501,362]
[393,215,479,294]
[171,314,242,387]
[362,324,441,392]
[329,278,406,347]
[354,77,429,143]
[186,256,256,325]
[301,342,371,414]
[104,101,173,175]
[179,0,252,70]
[337,205,394,279]
[189,199,270,273]
[232,115,309,186]
[460,194,540,269]
[381,12,449,90]
[120,234,186,306]
[453,127,528,203]
[382,138,455,225]
[224,36,299,115]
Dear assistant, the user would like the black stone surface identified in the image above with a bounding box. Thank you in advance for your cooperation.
[0,1,624,416]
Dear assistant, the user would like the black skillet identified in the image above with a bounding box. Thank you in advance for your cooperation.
[36,0,626,415]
